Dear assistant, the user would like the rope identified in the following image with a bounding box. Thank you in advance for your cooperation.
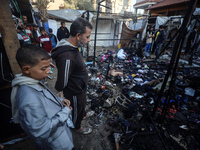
[11,0,31,44]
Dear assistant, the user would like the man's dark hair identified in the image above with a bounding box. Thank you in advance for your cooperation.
[16,44,51,68]
[159,25,164,29]
[61,21,65,25]
[70,17,93,37]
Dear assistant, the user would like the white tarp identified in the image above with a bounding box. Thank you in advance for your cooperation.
[129,19,145,30]
[47,9,94,22]
[155,16,168,30]
[48,19,58,36]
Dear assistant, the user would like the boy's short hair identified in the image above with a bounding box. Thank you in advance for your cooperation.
[16,44,51,68]
[49,28,53,32]
[70,17,93,37]
[61,21,65,25]
[39,27,45,32]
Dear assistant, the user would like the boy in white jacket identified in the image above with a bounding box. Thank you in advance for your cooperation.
[11,44,74,150]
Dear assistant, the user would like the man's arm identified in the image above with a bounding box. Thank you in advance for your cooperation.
[57,29,61,41]
[55,57,74,91]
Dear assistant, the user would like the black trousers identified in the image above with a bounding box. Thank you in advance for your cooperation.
[64,92,87,129]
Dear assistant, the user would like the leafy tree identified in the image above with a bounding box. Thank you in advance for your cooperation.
[35,0,49,24]
[64,0,95,11]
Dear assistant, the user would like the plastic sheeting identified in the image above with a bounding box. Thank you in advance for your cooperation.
[48,19,58,37]
[129,19,145,30]
[120,22,143,47]
[47,9,94,22]
[155,16,168,30]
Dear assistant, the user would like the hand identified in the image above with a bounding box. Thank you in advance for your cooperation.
[50,63,56,68]
[62,99,71,107]
[62,99,73,111]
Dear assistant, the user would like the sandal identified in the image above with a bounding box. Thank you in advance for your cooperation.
[83,111,95,119]
[76,127,92,135]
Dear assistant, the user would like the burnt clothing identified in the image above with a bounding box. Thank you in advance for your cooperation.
[57,27,70,41]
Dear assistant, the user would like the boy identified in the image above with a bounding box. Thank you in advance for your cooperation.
[11,45,74,150]
[37,27,53,54]
[48,28,57,48]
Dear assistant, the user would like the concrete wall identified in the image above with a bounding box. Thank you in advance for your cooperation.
[49,19,122,48]
[90,19,122,47]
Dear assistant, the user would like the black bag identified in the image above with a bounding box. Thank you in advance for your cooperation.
[0,37,14,86]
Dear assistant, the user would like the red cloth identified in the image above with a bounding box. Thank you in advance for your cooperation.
[25,26,32,37]
[37,35,52,53]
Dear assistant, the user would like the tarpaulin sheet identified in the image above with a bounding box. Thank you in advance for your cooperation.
[120,22,143,47]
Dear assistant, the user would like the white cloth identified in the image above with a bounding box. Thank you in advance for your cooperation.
[11,74,39,123]
[117,49,126,59]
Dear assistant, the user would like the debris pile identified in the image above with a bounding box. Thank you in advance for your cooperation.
[85,48,200,149]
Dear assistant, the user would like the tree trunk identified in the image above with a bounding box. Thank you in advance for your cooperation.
[0,0,21,75]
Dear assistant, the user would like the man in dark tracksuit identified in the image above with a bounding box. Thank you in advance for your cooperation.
[57,21,70,41]
[155,25,166,59]
[51,17,93,134]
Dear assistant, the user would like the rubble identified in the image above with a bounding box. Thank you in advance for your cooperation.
[85,46,200,149]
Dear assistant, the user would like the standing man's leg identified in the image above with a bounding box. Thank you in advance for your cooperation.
[151,42,156,54]
[146,43,151,53]
[64,93,86,130]
[155,43,161,59]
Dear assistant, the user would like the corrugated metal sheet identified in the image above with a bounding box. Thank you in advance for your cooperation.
[149,0,189,9]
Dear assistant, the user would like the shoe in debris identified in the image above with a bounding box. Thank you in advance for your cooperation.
[83,111,95,119]
[76,127,92,135]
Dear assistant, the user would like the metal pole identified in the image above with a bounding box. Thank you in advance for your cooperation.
[87,10,89,60]
[93,0,106,67]
[152,0,198,118]
[93,4,100,66]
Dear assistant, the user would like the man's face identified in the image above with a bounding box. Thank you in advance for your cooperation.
[77,27,91,47]
[25,59,51,81]
[61,23,65,28]
[17,18,24,30]
[22,16,27,23]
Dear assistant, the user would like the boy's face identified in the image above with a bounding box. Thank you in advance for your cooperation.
[41,30,46,35]
[23,59,51,81]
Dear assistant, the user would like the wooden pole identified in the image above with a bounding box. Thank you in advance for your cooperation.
[0,0,21,75]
